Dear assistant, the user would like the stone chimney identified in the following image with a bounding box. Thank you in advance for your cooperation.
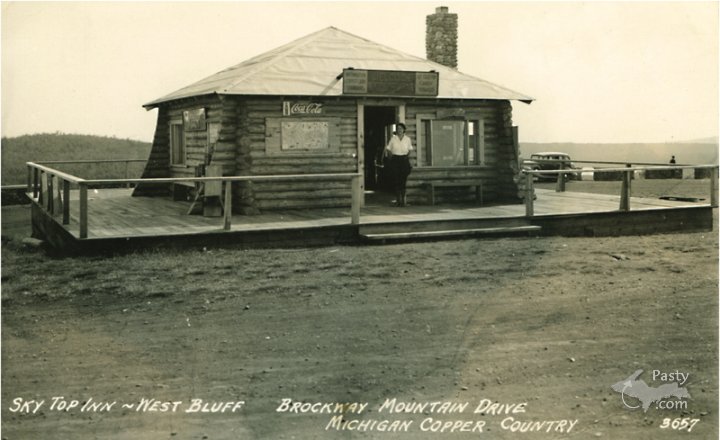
[426,6,458,69]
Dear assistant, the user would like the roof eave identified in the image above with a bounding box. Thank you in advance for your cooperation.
[144,91,534,109]
[143,92,220,110]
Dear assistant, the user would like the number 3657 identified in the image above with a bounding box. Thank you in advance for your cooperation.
[659,418,700,432]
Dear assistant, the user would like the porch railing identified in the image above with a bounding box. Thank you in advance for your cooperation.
[28,159,148,188]
[26,161,362,239]
[521,164,719,217]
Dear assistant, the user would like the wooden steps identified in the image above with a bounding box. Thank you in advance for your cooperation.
[360,225,541,242]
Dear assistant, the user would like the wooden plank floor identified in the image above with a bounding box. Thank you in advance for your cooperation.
[36,188,707,240]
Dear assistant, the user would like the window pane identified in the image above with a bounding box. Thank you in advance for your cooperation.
[431,120,464,166]
[171,124,185,165]
[423,120,432,166]
[468,121,476,164]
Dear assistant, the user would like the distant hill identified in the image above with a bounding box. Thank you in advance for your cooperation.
[1,133,152,185]
[3,134,716,186]
[520,142,718,167]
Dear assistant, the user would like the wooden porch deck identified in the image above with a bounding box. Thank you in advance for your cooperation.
[37,187,709,241]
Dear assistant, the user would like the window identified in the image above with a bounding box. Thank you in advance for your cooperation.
[170,122,186,166]
[467,120,483,164]
[418,118,484,167]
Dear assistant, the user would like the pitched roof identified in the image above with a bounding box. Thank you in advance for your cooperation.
[144,27,533,108]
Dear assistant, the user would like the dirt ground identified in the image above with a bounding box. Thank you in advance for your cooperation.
[1,192,718,439]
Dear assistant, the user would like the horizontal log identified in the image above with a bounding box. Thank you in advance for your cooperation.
[246,134,266,143]
[250,165,356,175]
[248,145,357,154]
[170,169,195,178]
[83,172,359,185]
[409,168,496,179]
[408,104,499,114]
[209,151,235,161]
[255,197,350,210]
[185,136,205,144]
[218,129,237,138]
[253,189,351,200]
[249,154,356,164]
[248,125,266,135]
[212,142,236,152]
[251,181,350,191]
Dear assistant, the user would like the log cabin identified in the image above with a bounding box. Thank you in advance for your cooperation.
[135,7,533,214]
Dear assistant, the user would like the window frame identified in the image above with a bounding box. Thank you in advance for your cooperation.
[415,113,485,167]
[169,120,187,167]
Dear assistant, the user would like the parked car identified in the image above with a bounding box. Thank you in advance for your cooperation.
[523,152,579,181]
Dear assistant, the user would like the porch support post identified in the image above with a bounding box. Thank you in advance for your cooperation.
[711,167,719,208]
[356,102,365,207]
[39,171,45,207]
[620,165,632,211]
[79,183,88,239]
[525,172,534,217]
[125,161,131,188]
[351,175,361,225]
[33,167,39,199]
[555,162,566,192]
[53,175,62,217]
[62,179,70,225]
[223,181,232,231]
[47,174,54,214]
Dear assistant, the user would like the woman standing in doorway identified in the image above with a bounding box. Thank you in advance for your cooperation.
[384,123,413,207]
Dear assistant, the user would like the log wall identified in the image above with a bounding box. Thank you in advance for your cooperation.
[138,95,523,211]
[133,108,171,196]
[405,99,520,204]
[133,95,234,196]
[165,96,236,178]
[234,97,358,211]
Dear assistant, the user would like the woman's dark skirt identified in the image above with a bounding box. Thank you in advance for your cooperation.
[387,154,412,192]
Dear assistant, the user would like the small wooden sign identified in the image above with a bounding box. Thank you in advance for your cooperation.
[343,70,369,94]
[183,108,206,131]
[342,69,438,97]
[283,101,324,116]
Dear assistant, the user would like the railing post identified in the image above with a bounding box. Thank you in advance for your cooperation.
[223,180,232,230]
[39,171,45,207]
[125,161,131,188]
[711,167,719,208]
[351,175,361,225]
[33,167,39,199]
[27,165,32,194]
[620,165,632,211]
[556,161,566,192]
[62,179,70,225]
[525,171,534,217]
[79,183,88,239]
[53,175,62,217]
[48,174,55,214]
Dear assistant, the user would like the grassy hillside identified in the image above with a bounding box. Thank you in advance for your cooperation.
[1,133,152,185]
[520,142,718,167]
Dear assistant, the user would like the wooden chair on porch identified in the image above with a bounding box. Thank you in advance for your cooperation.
[187,164,224,217]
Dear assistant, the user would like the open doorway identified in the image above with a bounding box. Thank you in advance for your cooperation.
[363,106,397,205]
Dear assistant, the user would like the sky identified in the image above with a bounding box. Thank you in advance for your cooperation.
[1,1,718,144]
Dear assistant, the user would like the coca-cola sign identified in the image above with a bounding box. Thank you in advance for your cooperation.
[283,101,323,116]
